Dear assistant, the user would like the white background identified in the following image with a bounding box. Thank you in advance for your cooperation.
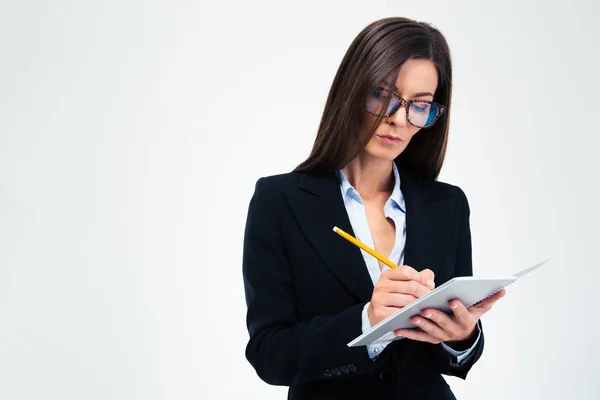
[1,0,599,399]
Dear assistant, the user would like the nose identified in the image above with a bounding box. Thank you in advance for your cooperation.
[387,104,408,127]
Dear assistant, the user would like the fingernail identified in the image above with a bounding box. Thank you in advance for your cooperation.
[427,280,435,288]
[451,303,459,309]
[414,319,421,325]
[424,312,432,318]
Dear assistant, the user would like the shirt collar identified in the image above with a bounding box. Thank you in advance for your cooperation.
[389,161,405,212]
[337,162,405,212]
[337,168,361,203]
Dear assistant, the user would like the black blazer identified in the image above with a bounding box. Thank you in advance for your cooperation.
[242,162,484,400]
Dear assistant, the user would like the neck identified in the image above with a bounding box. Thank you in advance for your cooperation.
[342,155,395,200]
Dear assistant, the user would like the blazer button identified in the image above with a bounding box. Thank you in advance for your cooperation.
[347,364,357,373]
[332,368,341,376]
[340,365,349,374]
[323,370,332,378]
[379,368,396,383]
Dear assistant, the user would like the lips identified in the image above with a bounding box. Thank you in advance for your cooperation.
[377,134,402,142]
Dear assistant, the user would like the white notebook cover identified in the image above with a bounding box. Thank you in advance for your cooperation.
[347,260,549,347]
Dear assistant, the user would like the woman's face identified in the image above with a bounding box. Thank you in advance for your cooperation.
[362,58,439,162]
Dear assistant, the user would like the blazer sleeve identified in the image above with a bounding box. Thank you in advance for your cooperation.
[242,177,389,387]
[424,185,485,379]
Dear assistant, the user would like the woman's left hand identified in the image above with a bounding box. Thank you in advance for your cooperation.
[394,289,505,345]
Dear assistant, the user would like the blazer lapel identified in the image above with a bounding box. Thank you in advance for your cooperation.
[280,166,455,303]
[282,172,374,302]
[399,164,454,281]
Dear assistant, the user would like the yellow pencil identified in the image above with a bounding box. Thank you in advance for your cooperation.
[332,226,399,269]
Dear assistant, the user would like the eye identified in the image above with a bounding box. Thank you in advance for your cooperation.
[411,102,430,114]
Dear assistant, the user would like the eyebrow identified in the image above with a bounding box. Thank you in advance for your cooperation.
[382,81,434,98]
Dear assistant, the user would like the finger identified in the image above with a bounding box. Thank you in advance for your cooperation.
[469,289,506,317]
[376,277,431,299]
[447,300,474,330]
[386,265,422,282]
[490,288,506,301]
[419,268,435,290]
[412,313,455,341]
[391,280,431,299]
[477,289,506,306]
[374,292,418,308]
[394,328,441,344]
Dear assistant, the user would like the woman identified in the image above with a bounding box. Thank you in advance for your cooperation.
[242,17,505,400]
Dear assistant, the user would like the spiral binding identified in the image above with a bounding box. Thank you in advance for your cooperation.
[465,281,515,309]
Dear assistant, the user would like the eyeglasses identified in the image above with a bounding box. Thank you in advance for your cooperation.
[365,87,446,129]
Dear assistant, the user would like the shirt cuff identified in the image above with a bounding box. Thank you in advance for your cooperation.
[440,323,481,364]
[361,302,398,359]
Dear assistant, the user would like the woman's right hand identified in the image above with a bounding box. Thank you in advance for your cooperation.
[367,266,435,327]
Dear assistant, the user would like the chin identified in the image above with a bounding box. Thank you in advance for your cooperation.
[364,144,407,162]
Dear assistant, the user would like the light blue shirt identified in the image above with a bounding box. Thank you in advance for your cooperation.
[337,162,480,363]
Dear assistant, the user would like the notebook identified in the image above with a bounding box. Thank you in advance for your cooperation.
[347,259,549,347]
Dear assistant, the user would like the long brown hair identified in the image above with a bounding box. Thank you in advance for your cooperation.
[294,17,453,181]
